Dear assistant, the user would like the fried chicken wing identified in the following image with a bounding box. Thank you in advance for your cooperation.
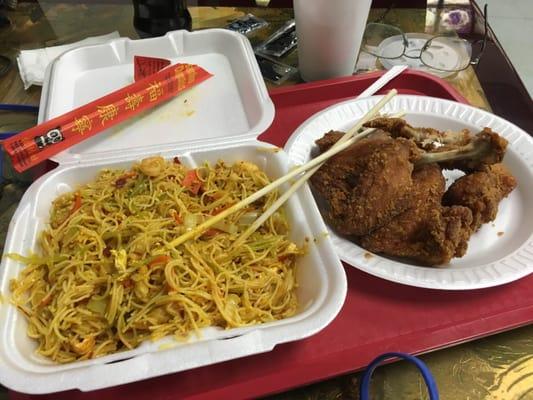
[443,163,517,231]
[367,118,508,172]
[422,128,508,172]
[359,165,474,266]
[310,132,419,236]
[366,117,472,150]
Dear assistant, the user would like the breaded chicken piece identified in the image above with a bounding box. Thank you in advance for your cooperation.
[310,131,419,236]
[359,164,474,266]
[443,163,517,231]
[315,130,344,153]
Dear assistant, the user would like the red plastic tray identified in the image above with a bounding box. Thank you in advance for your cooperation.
[12,70,533,400]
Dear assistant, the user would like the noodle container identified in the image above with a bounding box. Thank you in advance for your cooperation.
[0,29,347,393]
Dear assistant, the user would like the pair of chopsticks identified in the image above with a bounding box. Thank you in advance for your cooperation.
[167,89,401,249]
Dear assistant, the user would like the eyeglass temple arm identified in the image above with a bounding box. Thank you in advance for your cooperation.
[472,3,489,65]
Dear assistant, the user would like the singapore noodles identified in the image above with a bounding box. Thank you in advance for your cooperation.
[9,156,302,363]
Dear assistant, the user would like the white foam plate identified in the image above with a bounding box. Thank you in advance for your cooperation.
[285,95,533,290]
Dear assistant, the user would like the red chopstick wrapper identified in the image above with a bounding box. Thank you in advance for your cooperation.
[134,55,171,82]
[3,63,212,173]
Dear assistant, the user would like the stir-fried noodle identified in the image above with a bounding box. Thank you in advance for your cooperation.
[10,157,302,362]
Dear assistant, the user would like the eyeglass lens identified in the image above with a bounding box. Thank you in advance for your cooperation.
[362,23,405,59]
[420,36,472,71]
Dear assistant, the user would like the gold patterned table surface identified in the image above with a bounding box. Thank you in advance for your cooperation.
[0,3,532,400]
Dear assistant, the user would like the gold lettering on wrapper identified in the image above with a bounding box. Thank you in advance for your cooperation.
[97,104,119,126]
[72,115,93,135]
[148,81,164,102]
[125,93,144,111]
[174,65,188,91]
[186,65,195,84]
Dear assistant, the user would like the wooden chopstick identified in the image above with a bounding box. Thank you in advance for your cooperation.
[231,110,406,248]
[167,89,398,249]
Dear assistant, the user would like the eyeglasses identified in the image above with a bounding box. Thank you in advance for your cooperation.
[361,4,488,73]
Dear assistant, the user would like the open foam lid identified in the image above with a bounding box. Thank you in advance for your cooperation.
[38,29,275,165]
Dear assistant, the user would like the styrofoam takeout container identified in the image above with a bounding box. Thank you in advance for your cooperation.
[0,29,347,393]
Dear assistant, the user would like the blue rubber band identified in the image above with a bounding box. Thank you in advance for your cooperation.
[360,352,439,400]
[0,132,18,140]
[0,103,39,112]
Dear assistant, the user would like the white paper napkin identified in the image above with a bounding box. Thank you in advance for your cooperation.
[17,31,120,89]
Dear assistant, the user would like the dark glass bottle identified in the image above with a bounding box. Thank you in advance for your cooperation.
[133,0,192,38]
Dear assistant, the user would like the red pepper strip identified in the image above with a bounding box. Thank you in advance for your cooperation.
[211,203,234,215]
[122,279,134,288]
[173,213,183,225]
[278,254,293,262]
[115,172,137,188]
[209,191,224,200]
[39,293,54,307]
[181,169,203,195]
[70,192,82,215]
[201,228,222,239]
[148,255,171,269]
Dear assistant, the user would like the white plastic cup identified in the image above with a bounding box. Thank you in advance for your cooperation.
[294,0,372,82]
